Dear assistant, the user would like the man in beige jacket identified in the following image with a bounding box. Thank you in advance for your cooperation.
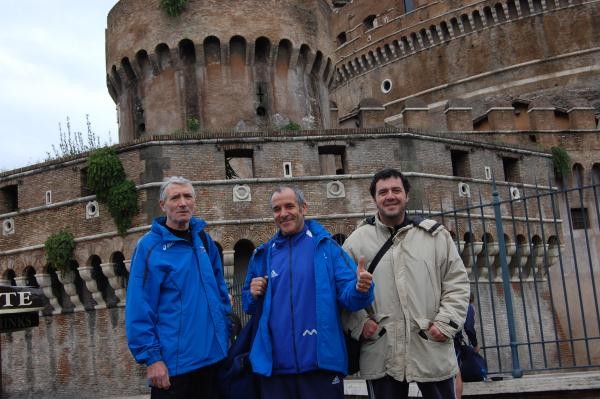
[343,168,470,399]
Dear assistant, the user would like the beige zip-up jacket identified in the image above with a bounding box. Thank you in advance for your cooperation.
[343,215,469,382]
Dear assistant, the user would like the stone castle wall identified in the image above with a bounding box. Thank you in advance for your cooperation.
[330,0,600,120]
[106,0,336,139]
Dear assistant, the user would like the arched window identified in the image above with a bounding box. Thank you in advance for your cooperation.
[255,37,271,64]
[573,163,584,187]
[233,239,256,286]
[460,14,472,33]
[495,3,507,22]
[591,163,600,185]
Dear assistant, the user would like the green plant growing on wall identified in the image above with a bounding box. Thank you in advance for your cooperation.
[187,117,201,133]
[45,115,110,161]
[87,148,126,202]
[282,121,301,131]
[551,146,571,179]
[107,180,140,234]
[87,148,139,234]
[44,230,76,277]
[159,0,188,16]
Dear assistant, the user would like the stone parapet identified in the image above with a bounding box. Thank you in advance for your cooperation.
[402,107,430,130]
[445,107,473,132]
[568,107,597,130]
[527,108,556,130]
[486,107,516,131]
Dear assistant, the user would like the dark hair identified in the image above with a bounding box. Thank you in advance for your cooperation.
[369,168,411,198]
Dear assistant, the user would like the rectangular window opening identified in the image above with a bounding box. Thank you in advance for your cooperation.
[225,149,254,179]
[81,167,92,197]
[283,162,292,178]
[0,185,18,214]
[450,150,470,178]
[571,207,589,230]
[318,145,346,175]
[502,157,520,183]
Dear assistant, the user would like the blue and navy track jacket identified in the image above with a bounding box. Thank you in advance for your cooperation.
[125,216,231,377]
[242,220,374,377]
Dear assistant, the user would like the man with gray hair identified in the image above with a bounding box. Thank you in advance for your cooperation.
[126,176,231,399]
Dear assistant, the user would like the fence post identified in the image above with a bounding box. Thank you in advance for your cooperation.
[492,180,523,378]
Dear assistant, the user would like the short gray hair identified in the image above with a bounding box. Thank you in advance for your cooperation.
[270,185,306,208]
[159,176,195,202]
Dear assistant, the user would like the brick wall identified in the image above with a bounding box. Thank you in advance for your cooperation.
[1,309,148,399]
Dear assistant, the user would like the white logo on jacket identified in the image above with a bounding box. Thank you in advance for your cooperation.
[302,329,318,336]
[163,242,175,251]
[271,269,279,278]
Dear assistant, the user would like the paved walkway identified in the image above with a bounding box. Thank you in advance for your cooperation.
[102,370,600,398]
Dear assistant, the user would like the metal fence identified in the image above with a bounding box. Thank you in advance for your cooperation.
[229,180,600,377]
[428,180,600,377]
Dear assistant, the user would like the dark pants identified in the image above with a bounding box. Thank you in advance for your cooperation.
[366,375,455,399]
[150,362,221,399]
[260,370,345,399]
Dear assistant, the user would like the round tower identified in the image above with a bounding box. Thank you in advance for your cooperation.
[106,0,336,142]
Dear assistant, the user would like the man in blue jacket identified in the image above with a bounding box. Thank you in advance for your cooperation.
[242,186,374,399]
[126,176,231,399]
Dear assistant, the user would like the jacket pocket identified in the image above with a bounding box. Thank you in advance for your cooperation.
[409,328,456,378]
[360,321,392,375]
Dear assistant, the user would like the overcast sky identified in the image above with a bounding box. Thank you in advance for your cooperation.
[0,1,119,171]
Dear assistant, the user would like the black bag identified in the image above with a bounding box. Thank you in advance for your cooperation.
[345,331,361,375]
[218,301,262,399]
[459,344,487,382]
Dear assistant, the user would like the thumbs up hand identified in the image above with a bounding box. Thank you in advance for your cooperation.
[355,256,373,293]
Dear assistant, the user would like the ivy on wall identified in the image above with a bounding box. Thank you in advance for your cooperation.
[44,230,76,277]
[87,148,126,202]
[106,180,140,234]
[551,146,571,180]
[159,0,188,17]
[87,148,139,234]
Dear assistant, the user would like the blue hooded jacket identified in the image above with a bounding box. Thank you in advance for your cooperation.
[242,220,374,376]
[125,216,231,377]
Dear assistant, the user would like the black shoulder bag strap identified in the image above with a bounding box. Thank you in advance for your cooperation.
[364,216,396,274]
[367,234,395,274]
[362,221,397,329]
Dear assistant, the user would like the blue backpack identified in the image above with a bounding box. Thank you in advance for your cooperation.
[217,300,262,399]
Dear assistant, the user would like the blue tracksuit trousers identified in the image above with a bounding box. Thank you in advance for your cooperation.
[260,370,344,399]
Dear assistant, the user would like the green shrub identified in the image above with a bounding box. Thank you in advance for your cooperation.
[551,146,571,179]
[187,117,201,133]
[283,121,301,131]
[159,0,188,17]
[44,231,76,277]
[87,148,139,234]
[107,180,140,234]
[87,148,125,202]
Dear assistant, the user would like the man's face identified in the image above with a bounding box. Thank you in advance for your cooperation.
[374,176,409,226]
[271,188,307,236]
[160,183,196,230]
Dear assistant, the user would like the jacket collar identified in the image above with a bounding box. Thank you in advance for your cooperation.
[374,212,415,236]
[151,216,206,241]
[257,219,330,255]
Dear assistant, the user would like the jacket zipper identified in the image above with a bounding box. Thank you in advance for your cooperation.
[288,238,300,372]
